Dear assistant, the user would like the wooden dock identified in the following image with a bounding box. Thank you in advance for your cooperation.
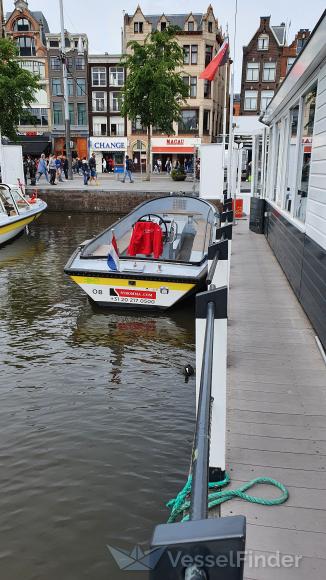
[222,220,326,579]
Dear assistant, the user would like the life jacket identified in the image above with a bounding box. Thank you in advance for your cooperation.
[127,221,163,259]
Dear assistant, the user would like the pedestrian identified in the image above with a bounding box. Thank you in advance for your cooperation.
[55,156,63,182]
[78,157,83,176]
[157,158,162,173]
[165,158,171,174]
[122,155,134,183]
[48,155,57,185]
[36,153,49,183]
[81,157,90,186]
[89,153,97,184]
[108,157,114,173]
[62,156,69,180]
[102,157,107,173]
[29,157,37,185]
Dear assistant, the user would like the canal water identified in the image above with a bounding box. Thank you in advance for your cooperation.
[0,213,196,580]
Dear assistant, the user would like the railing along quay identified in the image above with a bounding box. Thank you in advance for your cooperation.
[150,192,246,580]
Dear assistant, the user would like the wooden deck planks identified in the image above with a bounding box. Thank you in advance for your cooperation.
[221,220,326,579]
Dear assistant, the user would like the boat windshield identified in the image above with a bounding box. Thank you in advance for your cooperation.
[81,196,218,264]
[0,185,30,216]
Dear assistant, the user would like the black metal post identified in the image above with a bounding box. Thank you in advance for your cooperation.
[190,300,215,521]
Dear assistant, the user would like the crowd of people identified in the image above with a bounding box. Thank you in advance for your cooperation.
[23,153,98,186]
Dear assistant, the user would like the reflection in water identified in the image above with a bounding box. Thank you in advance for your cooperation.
[0,213,195,580]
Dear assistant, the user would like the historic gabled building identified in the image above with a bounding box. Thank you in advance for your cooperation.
[46,32,89,159]
[4,0,51,155]
[123,5,228,170]
[240,17,311,116]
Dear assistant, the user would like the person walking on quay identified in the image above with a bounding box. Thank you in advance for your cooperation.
[165,158,172,174]
[48,155,57,185]
[102,157,107,173]
[122,155,134,183]
[55,156,64,182]
[89,153,97,184]
[23,156,29,183]
[29,157,37,185]
[81,157,90,186]
[36,153,49,183]
[62,156,69,180]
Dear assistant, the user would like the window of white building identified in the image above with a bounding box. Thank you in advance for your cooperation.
[294,84,317,222]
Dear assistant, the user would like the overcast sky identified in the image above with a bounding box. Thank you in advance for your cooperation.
[4,0,325,90]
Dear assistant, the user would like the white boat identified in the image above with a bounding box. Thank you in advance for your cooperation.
[0,183,47,246]
[65,195,220,310]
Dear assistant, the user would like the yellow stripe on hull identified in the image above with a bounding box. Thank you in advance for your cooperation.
[71,275,195,292]
[0,213,42,235]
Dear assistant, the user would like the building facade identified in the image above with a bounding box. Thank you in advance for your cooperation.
[240,17,311,117]
[260,11,326,348]
[46,32,89,159]
[280,28,310,82]
[123,5,227,170]
[4,0,51,155]
[240,16,286,116]
[88,54,127,172]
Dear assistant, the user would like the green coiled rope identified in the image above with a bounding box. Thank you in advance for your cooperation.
[166,473,289,523]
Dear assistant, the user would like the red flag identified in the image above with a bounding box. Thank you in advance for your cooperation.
[199,40,229,81]
[112,232,119,255]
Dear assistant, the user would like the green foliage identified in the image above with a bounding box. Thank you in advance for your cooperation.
[121,27,189,134]
[0,38,39,140]
[171,168,186,181]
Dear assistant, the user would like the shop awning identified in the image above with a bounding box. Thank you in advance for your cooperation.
[152,146,196,153]
[14,134,51,156]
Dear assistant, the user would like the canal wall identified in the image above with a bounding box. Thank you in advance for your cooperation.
[26,188,167,214]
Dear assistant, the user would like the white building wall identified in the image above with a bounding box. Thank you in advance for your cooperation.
[307,62,326,250]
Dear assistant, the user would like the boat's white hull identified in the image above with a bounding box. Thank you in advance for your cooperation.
[69,273,200,309]
[0,203,46,247]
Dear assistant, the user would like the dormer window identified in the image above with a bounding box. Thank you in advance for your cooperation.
[161,22,167,31]
[258,34,269,50]
[134,21,143,34]
[208,21,213,33]
[188,21,194,32]
[13,18,30,32]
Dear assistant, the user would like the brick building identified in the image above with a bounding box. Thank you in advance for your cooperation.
[4,0,51,154]
[240,17,311,116]
[46,32,89,159]
[123,5,228,170]
[280,28,310,81]
[240,16,286,116]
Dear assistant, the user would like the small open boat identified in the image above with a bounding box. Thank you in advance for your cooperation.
[0,183,47,246]
[64,195,220,310]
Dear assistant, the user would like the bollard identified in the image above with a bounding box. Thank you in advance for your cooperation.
[221,210,234,224]
[150,516,246,579]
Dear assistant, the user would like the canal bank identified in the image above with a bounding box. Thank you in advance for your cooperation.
[26,188,167,214]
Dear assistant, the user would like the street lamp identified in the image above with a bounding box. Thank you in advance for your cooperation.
[58,0,73,180]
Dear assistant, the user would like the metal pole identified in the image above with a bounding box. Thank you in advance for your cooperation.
[191,301,215,521]
[227,0,238,198]
[221,30,229,179]
[59,0,73,180]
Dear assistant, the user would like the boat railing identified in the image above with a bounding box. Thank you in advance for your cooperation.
[150,192,246,580]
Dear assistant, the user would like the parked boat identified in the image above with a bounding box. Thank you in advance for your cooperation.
[65,195,220,310]
[0,183,47,246]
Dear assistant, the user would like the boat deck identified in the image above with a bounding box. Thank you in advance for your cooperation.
[221,220,326,579]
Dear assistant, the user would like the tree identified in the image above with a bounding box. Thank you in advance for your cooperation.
[0,38,39,141]
[121,27,189,180]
